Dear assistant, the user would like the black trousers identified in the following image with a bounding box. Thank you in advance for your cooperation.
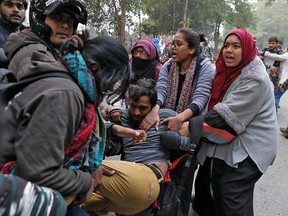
[194,157,262,216]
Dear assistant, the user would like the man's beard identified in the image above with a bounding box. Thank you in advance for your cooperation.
[1,13,24,27]
[130,115,142,129]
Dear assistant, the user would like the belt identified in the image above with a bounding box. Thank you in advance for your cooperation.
[145,163,163,182]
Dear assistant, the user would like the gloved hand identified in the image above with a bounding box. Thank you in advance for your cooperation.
[160,130,190,151]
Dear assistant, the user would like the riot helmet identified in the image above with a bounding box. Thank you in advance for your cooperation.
[29,0,87,39]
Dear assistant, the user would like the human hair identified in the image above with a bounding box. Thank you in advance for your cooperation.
[0,0,28,9]
[278,38,284,45]
[177,28,202,57]
[268,36,278,43]
[128,78,157,107]
[82,36,131,100]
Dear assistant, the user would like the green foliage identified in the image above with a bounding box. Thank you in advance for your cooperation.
[223,0,256,34]
[85,0,142,36]
[253,0,288,50]
[141,0,184,35]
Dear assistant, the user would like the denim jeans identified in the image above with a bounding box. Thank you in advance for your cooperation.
[275,86,287,112]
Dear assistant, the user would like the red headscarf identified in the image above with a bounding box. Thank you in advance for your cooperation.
[208,28,258,111]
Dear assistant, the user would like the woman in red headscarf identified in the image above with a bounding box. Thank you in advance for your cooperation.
[189,29,278,216]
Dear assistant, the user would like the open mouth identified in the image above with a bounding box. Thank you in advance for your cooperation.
[225,56,235,63]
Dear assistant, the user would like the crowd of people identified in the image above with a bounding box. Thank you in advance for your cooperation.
[0,0,282,216]
[258,36,288,137]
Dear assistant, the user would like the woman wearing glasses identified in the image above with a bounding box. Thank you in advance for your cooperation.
[140,28,215,133]
[131,38,163,82]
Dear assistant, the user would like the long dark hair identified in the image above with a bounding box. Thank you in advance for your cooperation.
[82,36,131,103]
[177,28,204,57]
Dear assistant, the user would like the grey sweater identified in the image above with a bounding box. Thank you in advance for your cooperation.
[156,56,215,115]
[121,108,177,163]
[197,56,278,173]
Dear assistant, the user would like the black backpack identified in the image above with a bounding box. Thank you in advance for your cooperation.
[152,115,203,216]
[0,68,73,113]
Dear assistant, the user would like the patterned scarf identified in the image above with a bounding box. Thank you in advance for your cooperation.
[164,58,197,113]
[1,52,105,174]
[62,52,105,173]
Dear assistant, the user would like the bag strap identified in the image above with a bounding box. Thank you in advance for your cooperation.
[178,114,204,191]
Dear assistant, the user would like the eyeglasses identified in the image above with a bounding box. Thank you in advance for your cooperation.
[171,41,188,50]
[50,15,75,27]
[133,49,149,58]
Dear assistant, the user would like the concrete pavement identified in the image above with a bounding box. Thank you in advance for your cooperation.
[254,91,288,216]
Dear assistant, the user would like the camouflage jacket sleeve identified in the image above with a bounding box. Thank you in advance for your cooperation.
[0,173,67,216]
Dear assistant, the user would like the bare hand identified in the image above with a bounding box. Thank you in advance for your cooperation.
[161,115,183,131]
[179,121,190,136]
[91,165,115,189]
[161,54,169,64]
[131,130,147,143]
[258,51,264,56]
[140,108,160,132]
[100,106,108,120]
[270,66,278,74]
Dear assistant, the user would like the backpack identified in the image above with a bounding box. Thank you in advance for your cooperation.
[152,115,204,216]
[0,68,73,113]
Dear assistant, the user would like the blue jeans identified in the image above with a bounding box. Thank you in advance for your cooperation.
[66,204,89,216]
[275,86,287,112]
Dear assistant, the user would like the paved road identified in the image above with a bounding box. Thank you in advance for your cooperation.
[104,92,288,216]
[254,92,288,216]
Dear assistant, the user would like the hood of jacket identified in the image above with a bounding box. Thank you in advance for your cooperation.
[5,29,68,80]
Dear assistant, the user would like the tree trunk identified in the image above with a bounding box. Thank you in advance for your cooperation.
[182,0,189,28]
[119,1,126,45]
[112,0,126,46]
[213,22,221,59]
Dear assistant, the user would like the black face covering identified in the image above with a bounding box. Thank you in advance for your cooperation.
[131,56,157,82]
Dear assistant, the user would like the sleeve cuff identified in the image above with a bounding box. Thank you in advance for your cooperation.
[188,103,200,116]
[157,99,162,107]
